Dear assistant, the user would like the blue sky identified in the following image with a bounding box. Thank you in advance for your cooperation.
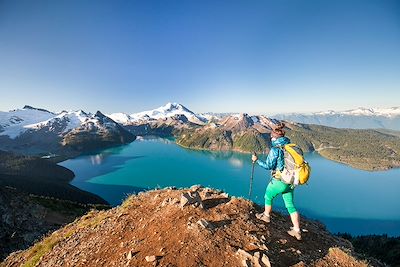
[0,0,399,114]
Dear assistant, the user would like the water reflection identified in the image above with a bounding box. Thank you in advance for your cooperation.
[183,147,234,160]
[228,157,244,168]
[136,135,175,144]
[181,146,249,167]
[61,154,145,181]
[88,149,125,165]
[90,154,105,165]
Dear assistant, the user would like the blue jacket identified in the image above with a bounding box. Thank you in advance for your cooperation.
[256,136,290,171]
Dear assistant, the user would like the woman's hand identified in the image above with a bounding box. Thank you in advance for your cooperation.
[252,154,258,162]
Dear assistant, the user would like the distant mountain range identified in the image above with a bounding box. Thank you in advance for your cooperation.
[4,104,397,141]
[1,103,400,170]
[273,107,400,130]
[109,104,400,130]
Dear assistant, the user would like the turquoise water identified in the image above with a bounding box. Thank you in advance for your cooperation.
[60,137,400,236]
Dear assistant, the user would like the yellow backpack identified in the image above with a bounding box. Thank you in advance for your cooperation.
[276,144,311,185]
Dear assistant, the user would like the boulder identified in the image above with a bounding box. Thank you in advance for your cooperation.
[145,255,156,262]
[180,191,203,208]
[261,254,271,267]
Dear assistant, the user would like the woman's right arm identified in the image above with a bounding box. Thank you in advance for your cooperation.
[257,148,279,170]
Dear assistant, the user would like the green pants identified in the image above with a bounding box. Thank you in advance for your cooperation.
[265,178,297,214]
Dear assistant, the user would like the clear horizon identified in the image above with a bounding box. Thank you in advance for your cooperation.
[1,0,399,114]
[2,102,399,117]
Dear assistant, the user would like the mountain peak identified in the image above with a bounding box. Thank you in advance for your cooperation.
[161,102,190,113]
[63,110,88,117]
[94,110,106,117]
[113,103,208,125]
[22,105,53,114]
[219,113,254,131]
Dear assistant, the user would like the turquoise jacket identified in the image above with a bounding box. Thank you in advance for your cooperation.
[256,136,291,171]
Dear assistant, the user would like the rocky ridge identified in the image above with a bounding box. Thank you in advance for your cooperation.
[1,187,377,267]
[176,114,274,153]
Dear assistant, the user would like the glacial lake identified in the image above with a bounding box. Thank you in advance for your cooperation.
[60,136,400,236]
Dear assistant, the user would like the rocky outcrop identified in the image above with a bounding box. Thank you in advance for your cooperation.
[1,187,375,267]
[0,186,106,261]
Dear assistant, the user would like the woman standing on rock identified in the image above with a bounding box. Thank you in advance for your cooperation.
[251,122,302,241]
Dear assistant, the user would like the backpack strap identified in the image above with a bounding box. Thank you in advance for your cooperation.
[271,145,285,178]
[276,145,286,168]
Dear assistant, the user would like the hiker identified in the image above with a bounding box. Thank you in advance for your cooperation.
[251,122,302,240]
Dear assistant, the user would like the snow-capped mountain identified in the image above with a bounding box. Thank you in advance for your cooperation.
[1,103,208,141]
[0,107,121,139]
[105,112,133,125]
[108,103,209,125]
[61,111,135,151]
[68,111,129,134]
[26,110,91,135]
[0,106,55,138]
[273,107,400,130]
[0,106,135,153]
[314,107,400,117]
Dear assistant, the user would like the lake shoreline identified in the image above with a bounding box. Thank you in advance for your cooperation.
[54,134,399,172]
[177,139,398,172]
[61,137,400,237]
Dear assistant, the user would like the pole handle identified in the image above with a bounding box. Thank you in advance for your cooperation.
[252,151,257,163]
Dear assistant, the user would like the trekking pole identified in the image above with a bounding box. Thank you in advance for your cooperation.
[248,152,256,199]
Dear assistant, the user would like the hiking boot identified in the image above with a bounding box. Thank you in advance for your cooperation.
[287,228,302,240]
[256,213,270,223]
